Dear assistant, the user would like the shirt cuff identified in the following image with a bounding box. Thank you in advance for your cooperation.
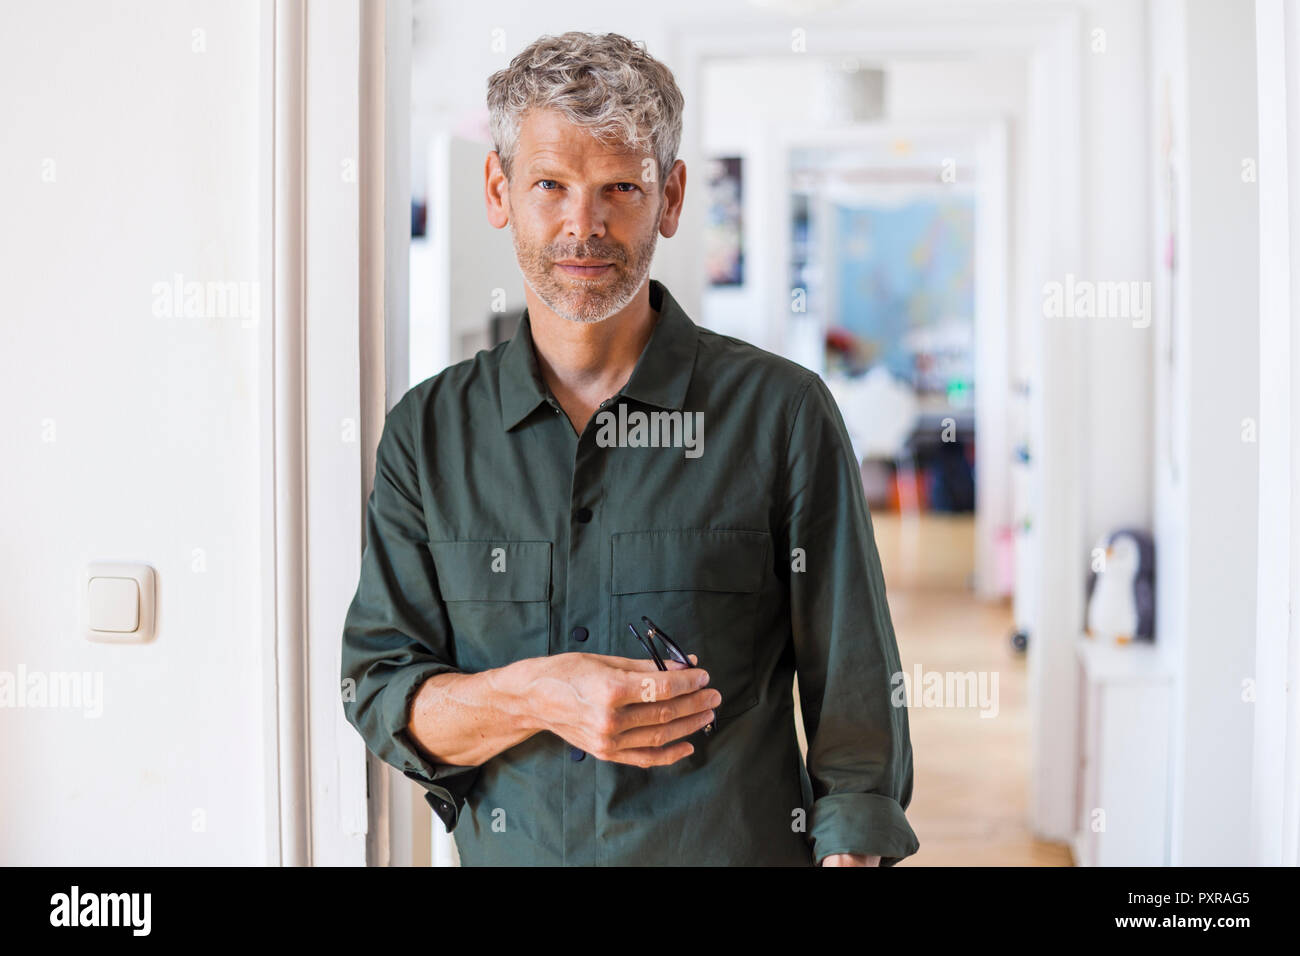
[809,792,921,866]
[383,662,483,833]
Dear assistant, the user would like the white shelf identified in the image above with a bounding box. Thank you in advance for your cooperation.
[1072,633,1173,866]
[1075,636,1173,683]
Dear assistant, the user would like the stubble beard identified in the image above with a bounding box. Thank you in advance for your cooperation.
[511,218,661,325]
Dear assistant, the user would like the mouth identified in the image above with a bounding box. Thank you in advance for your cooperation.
[555,260,614,279]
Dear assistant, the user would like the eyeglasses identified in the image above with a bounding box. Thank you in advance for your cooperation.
[627,615,716,736]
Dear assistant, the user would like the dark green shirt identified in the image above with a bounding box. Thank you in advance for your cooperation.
[340,279,919,866]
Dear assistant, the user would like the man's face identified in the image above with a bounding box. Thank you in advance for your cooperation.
[503,108,663,323]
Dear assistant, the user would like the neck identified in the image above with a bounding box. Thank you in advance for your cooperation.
[527,282,659,402]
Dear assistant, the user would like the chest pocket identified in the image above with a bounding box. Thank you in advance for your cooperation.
[428,540,552,673]
[610,529,770,722]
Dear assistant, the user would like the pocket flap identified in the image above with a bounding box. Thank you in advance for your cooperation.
[429,540,552,602]
[611,529,770,594]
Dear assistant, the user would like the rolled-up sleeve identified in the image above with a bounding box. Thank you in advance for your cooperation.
[782,374,920,866]
[340,392,480,833]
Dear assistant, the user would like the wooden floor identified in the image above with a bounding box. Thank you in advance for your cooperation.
[800,510,1074,866]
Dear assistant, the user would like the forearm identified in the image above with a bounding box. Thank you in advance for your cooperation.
[407,657,547,768]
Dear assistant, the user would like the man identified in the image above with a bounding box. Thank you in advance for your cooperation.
[341,31,919,866]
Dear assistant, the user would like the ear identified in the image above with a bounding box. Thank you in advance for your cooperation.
[485,150,510,229]
[656,159,687,238]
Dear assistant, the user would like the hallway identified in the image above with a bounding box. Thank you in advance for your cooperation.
[872,512,1071,866]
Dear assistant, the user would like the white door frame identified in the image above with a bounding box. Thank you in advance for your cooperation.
[1252,0,1300,867]
[362,0,420,867]
[264,0,409,866]
[668,5,1084,842]
[336,3,1085,863]
[266,0,311,868]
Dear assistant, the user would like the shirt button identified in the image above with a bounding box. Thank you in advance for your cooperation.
[571,626,589,642]
[569,746,586,761]
[575,506,593,523]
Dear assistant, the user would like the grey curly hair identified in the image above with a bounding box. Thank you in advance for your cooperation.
[486,32,684,192]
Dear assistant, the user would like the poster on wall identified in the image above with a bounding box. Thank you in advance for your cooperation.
[705,156,743,285]
[831,196,975,397]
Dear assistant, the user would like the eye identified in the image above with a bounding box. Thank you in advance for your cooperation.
[613,183,639,193]
[537,180,560,190]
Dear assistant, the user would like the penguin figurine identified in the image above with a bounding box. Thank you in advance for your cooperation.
[1084,528,1155,644]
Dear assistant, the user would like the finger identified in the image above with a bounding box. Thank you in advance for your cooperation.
[664,653,698,670]
[612,704,717,750]
[598,739,695,768]
[612,666,710,708]
[616,687,721,732]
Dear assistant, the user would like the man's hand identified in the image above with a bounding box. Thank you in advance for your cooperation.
[821,853,882,866]
[523,651,721,767]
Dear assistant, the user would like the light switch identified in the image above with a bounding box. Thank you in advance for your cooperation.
[82,562,156,643]
[88,577,139,631]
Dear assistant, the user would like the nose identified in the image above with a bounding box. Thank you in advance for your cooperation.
[561,187,607,240]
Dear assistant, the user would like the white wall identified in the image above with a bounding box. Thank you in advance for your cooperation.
[1252,0,1300,868]
[0,0,275,863]
[697,56,829,348]
[1150,0,1260,865]
[1080,2,1155,544]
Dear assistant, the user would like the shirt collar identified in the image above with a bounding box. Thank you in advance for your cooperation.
[498,278,699,431]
